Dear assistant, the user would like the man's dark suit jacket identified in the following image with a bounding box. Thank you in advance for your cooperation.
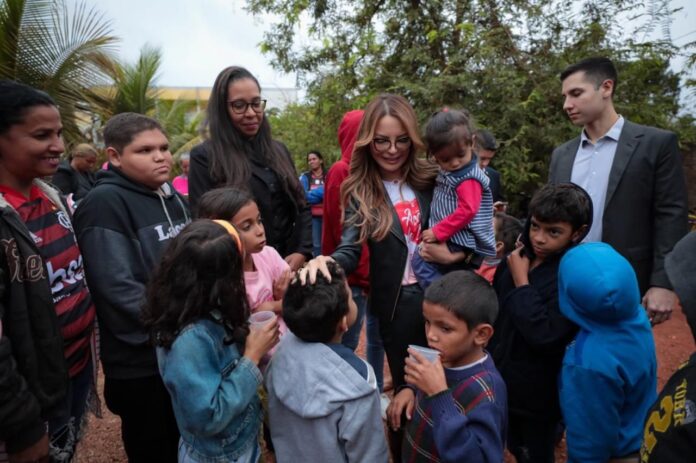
[549,119,688,294]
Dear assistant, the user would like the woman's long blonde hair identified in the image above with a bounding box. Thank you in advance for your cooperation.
[340,94,437,243]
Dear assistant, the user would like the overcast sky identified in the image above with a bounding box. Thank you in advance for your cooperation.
[83,0,695,98]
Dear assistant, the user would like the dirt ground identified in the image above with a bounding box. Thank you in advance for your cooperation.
[76,308,695,463]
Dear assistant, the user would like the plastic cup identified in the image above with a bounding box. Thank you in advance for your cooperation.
[249,311,276,329]
[408,344,441,363]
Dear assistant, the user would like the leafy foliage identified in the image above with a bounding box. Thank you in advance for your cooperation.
[0,0,117,143]
[247,0,696,213]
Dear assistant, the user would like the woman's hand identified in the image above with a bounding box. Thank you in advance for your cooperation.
[297,255,336,284]
[419,241,464,265]
[284,253,306,272]
[244,317,280,365]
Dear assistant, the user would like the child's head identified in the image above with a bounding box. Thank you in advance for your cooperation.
[70,143,98,173]
[526,183,591,260]
[103,112,172,190]
[143,219,249,349]
[283,261,357,343]
[425,108,475,172]
[197,188,266,255]
[0,80,63,187]
[666,233,696,343]
[423,271,498,367]
[494,212,523,257]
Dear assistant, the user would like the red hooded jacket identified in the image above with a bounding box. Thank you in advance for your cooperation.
[321,110,370,289]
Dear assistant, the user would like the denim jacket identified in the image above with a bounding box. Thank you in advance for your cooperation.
[156,318,262,462]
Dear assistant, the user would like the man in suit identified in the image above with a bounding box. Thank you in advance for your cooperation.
[474,129,504,204]
[549,57,688,325]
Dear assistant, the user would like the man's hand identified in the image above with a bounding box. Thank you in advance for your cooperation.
[8,433,50,463]
[386,388,415,431]
[507,246,530,287]
[642,287,677,325]
[421,229,437,244]
[404,349,447,397]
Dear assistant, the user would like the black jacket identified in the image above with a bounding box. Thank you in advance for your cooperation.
[73,167,191,379]
[188,140,312,259]
[489,203,591,422]
[51,161,96,201]
[0,180,69,454]
[331,187,432,321]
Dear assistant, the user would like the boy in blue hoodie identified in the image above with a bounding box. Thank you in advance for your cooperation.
[73,113,190,462]
[488,183,592,463]
[266,261,388,463]
[559,242,657,462]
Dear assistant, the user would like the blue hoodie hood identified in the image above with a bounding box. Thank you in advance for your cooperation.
[559,242,645,330]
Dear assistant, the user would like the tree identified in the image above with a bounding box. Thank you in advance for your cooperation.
[0,0,117,142]
[91,44,162,119]
[246,0,696,212]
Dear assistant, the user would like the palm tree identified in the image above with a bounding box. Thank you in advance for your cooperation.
[93,44,163,118]
[0,0,117,142]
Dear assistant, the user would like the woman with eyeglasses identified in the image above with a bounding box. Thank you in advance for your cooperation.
[300,94,465,459]
[189,66,311,270]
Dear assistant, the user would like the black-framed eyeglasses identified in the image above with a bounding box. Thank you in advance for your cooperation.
[372,136,412,153]
[227,99,267,114]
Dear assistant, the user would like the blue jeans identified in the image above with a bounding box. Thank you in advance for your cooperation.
[178,439,259,463]
[342,286,385,392]
[311,216,323,257]
[48,360,93,462]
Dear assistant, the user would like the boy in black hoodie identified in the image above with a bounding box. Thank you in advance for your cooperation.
[488,183,591,463]
[73,113,190,462]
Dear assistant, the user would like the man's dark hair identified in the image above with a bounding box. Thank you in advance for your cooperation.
[495,212,523,255]
[104,112,166,153]
[0,80,56,135]
[424,271,498,329]
[283,261,349,343]
[560,57,618,97]
[528,183,592,231]
[474,129,498,151]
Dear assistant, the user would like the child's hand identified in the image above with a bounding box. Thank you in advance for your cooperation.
[273,268,293,301]
[244,317,280,365]
[284,253,306,272]
[297,255,335,284]
[420,228,437,244]
[387,388,415,431]
[507,246,530,287]
[256,300,280,314]
[404,349,448,397]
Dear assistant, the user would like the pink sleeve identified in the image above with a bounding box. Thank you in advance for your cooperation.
[432,179,482,242]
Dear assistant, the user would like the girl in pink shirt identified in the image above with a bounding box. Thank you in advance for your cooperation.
[197,188,292,339]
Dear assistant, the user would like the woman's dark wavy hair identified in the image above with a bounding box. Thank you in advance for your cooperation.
[205,66,304,206]
[0,80,56,135]
[142,220,250,350]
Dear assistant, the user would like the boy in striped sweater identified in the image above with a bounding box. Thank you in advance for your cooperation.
[387,270,507,462]
[412,109,496,289]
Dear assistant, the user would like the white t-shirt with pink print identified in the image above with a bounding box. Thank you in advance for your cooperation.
[383,180,421,286]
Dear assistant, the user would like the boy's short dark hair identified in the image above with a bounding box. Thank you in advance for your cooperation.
[560,57,618,96]
[495,212,523,255]
[424,271,498,329]
[103,112,166,153]
[528,183,592,231]
[283,261,349,343]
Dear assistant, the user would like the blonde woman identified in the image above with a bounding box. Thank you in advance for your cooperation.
[302,94,465,458]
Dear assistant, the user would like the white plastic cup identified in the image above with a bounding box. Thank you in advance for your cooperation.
[249,311,276,329]
[408,344,441,363]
